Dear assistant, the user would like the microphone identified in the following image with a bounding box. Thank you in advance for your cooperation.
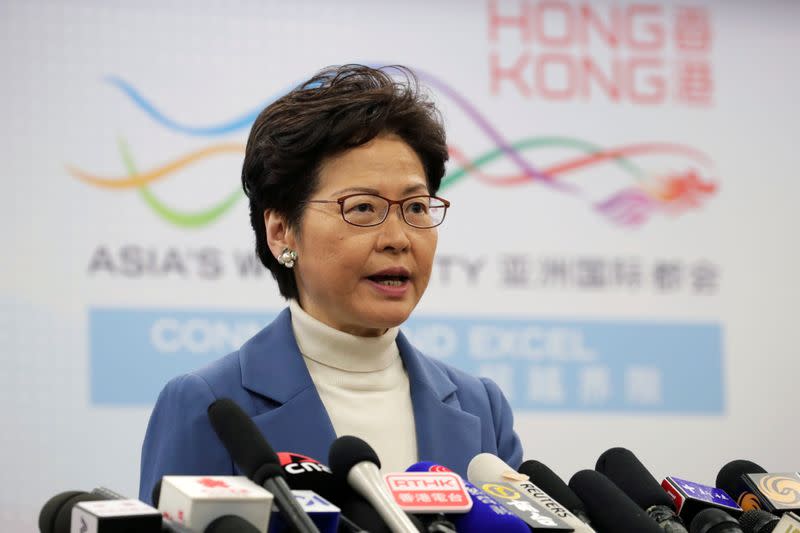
[328,435,420,533]
[661,476,742,525]
[157,475,272,532]
[268,491,342,533]
[466,453,582,531]
[407,461,531,532]
[277,451,385,532]
[717,461,768,511]
[39,490,163,533]
[595,447,688,532]
[207,398,321,533]
[569,469,663,533]
[739,509,780,533]
[773,512,800,533]
[206,515,264,532]
[738,473,800,515]
[39,489,191,533]
[518,459,593,525]
[40,491,86,533]
[690,508,743,533]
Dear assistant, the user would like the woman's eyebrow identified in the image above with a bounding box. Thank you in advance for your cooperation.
[331,183,429,196]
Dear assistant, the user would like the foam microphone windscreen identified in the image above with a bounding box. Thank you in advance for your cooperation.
[518,460,588,517]
[570,469,662,533]
[204,514,261,533]
[716,461,768,508]
[595,447,675,510]
[690,508,742,533]
[738,509,779,533]
[207,398,283,486]
[39,491,84,533]
[328,435,381,482]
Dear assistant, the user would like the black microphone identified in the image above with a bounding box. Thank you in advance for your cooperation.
[519,459,593,525]
[690,508,743,533]
[39,490,167,533]
[40,491,85,533]
[596,447,688,532]
[39,487,193,533]
[328,436,420,533]
[569,469,663,533]
[739,509,780,533]
[717,461,768,512]
[40,491,107,533]
[207,398,321,533]
[204,514,262,532]
[277,451,386,532]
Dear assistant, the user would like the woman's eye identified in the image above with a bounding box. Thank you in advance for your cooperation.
[408,202,428,213]
[351,203,374,212]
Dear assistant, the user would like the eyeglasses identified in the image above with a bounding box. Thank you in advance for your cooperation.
[306,193,451,228]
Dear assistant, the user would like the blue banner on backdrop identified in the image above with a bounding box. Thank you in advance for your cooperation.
[89,308,723,412]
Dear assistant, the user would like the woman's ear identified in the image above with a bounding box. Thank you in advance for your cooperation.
[264,209,297,259]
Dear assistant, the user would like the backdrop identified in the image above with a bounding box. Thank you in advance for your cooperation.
[3,0,799,530]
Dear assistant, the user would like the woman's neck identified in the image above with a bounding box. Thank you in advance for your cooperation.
[288,299,400,373]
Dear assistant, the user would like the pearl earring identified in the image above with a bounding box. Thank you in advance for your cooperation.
[277,248,297,268]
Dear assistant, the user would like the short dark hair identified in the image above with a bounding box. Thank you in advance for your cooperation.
[241,64,449,300]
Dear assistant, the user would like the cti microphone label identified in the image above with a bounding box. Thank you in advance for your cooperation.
[384,472,473,513]
[662,476,740,512]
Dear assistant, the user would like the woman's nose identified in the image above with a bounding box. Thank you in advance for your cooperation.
[376,206,411,251]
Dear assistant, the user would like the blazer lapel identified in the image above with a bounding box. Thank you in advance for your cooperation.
[238,308,337,463]
[397,332,482,478]
[236,311,482,475]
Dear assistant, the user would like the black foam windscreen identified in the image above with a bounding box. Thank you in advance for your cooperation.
[518,459,587,514]
[328,435,381,483]
[204,515,261,533]
[595,446,675,509]
[716,460,767,502]
[569,469,662,533]
[690,508,742,533]
[53,492,107,533]
[207,398,283,485]
[738,509,779,533]
[39,490,84,533]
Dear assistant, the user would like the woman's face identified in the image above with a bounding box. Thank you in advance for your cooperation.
[269,134,438,337]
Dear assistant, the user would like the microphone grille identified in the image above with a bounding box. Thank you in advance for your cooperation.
[689,508,740,533]
[738,509,779,533]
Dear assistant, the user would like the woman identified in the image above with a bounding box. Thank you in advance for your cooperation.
[139,64,522,504]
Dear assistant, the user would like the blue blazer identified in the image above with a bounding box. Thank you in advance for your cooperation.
[139,308,522,503]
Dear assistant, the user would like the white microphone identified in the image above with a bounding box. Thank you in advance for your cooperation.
[328,435,419,533]
[158,475,272,532]
[774,511,800,533]
[468,453,595,532]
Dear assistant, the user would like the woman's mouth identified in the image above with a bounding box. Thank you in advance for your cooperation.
[365,273,411,295]
[366,274,410,287]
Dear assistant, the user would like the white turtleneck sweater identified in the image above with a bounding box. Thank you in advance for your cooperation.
[288,300,418,473]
